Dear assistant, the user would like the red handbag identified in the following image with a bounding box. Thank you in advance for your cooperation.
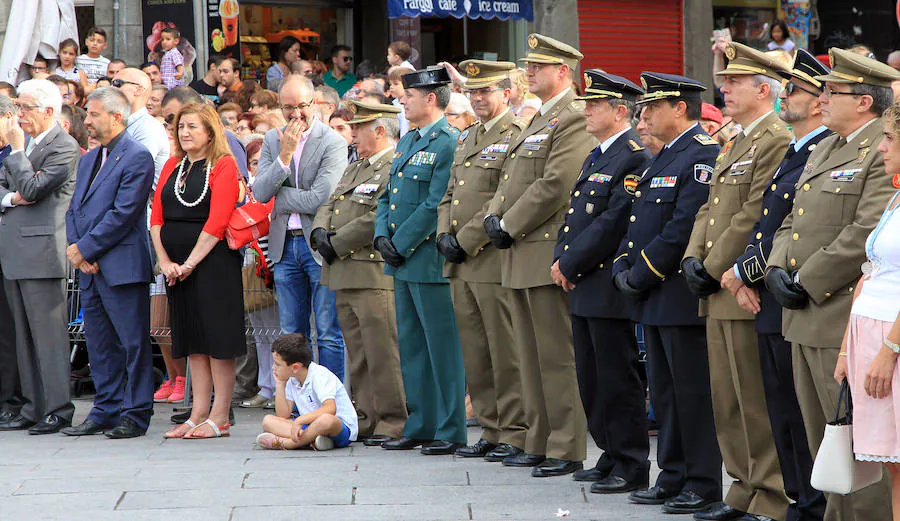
[225,181,274,250]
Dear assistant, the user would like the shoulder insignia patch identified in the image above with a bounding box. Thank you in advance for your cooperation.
[694,163,714,184]
[459,129,469,142]
[570,100,585,111]
[694,134,717,146]
[628,139,645,152]
[624,174,640,194]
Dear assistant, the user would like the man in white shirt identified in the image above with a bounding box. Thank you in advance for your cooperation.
[112,68,169,184]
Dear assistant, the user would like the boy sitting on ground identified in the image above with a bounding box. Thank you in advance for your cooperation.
[257,334,358,450]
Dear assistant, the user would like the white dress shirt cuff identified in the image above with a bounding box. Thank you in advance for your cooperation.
[733,265,742,281]
[1,193,15,208]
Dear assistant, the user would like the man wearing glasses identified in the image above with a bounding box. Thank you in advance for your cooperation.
[254,76,349,381]
[112,69,169,184]
[324,45,356,98]
[766,47,898,521]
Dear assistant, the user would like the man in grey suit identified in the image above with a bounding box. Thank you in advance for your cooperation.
[0,79,79,434]
[254,76,349,380]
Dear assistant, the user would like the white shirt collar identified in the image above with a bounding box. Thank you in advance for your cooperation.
[742,111,773,137]
[846,117,878,143]
[540,88,571,116]
[368,145,394,164]
[599,126,631,154]
[482,109,509,133]
[666,122,700,149]
[31,123,57,147]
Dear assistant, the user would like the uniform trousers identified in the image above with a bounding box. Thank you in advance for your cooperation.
[508,285,586,461]
[572,316,648,482]
[792,343,892,521]
[394,279,466,444]
[451,279,527,447]
[336,288,407,439]
[643,324,721,499]
[707,317,788,519]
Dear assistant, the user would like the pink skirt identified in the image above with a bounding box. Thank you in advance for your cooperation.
[847,313,900,462]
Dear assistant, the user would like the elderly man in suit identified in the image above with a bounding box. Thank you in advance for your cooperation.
[0,94,21,423]
[0,79,79,434]
[62,87,156,439]
[254,75,349,380]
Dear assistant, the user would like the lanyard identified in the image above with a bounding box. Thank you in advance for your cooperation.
[866,191,900,272]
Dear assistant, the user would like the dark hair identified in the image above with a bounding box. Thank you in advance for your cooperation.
[389,41,413,61]
[0,82,17,98]
[86,27,107,40]
[850,83,894,115]
[414,85,452,110]
[207,54,226,69]
[769,20,790,42]
[667,97,702,120]
[162,86,204,108]
[250,89,278,109]
[161,27,181,39]
[245,138,264,166]
[330,107,354,122]
[235,80,261,112]
[355,59,377,79]
[32,55,47,65]
[109,58,127,67]
[220,57,240,71]
[272,334,313,366]
[140,62,160,71]
[59,105,88,149]
[330,44,352,59]
[277,36,301,64]
[69,80,85,105]
[58,38,79,54]
[46,74,68,87]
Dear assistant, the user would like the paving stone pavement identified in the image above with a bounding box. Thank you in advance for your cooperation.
[0,399,732,520]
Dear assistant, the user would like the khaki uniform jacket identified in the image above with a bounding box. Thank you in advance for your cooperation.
[313,151,395,291]
[768,119,894,347]
[438,111,525,283]
[685,111,792,319]
[487,90,598,289]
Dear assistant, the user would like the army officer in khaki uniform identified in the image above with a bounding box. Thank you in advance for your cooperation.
[682,42,792,521]
[766,48,897,521]
[311,101,408,446]
[483,33,596,477]
[436,59,528,461]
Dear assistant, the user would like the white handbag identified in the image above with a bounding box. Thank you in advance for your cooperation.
[810,379,883,495]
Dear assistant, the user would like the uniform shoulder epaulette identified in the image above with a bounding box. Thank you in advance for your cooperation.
[442,124,460,137]
[694,134,718,146]
[628,139,645,152]
[513,117,528,129]
[569,99,585,111]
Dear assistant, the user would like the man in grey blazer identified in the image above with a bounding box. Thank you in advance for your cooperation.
[254,76,349,380]
[0,79,79,434]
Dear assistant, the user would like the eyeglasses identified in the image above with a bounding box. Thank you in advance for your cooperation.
[281,99,315,113]
[164,114,176,128]
[342,56,353,63]
[824,86,862,98]
[784,82,820,98]
[111,78,142,88]
[524,62,558,73]
[31,66,47,72]
[444,112,462,118]
[466,87,503,98]
[14,103,39,113]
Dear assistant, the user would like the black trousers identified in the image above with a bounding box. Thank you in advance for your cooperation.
[572,316,649,482]
[0,264,20,412]
[643,324,722,500]
[757,333,826,521]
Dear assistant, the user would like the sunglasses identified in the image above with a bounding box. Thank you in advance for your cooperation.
[342,56,353,62]
[111,78,142,88]
[824,86,862,98]
[783,82,820,98]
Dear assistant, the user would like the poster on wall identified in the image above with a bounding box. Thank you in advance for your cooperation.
[141,0,197,83]
[208,0,240,59]
[782,0,810,50]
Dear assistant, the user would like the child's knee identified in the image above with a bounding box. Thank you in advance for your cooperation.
[261,414,278,430]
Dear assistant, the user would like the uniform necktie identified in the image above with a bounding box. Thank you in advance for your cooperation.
[477,125,486,141]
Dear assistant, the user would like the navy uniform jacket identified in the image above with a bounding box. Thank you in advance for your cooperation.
[735,127,833,334]
[612,124,719,326]
[555,128,650,318]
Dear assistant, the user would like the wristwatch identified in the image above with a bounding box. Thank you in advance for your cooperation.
[885,338,900,354]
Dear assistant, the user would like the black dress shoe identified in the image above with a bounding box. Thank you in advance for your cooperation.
[61,419,108,436]
[590,475,648,494]
[485,443,522,462]
[382,436,429,450]
[0,410,16,423]
[363,435,393,447]
[735,516,774,521]
[531,458,583,477]
[502,452,545,467]
[421,440,464,455]
[629,486,680,505]
[693,502,745,520]
[455,439,498,458]
[662,491,717,514]
[573,466,611,482]
[28,414,70,435]
[105,418,147,439]
[0,414,35,431]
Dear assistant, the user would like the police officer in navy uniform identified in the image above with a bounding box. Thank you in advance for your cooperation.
[612,72,723,515]
[725,49,830,521]
[551,69,651,494]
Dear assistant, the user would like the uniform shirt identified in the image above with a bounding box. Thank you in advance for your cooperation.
[853,192,900,322]
[600,127,630,152]
[284,362,358,440]
[540,88,571,116]
[75,54,110,84]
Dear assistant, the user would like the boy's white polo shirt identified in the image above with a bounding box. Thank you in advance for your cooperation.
[285,362,358,441]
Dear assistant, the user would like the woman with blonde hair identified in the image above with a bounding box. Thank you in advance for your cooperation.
[150,102,245,439]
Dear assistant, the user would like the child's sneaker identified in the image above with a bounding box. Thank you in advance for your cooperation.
[153,380,174,402]
[313,435,334,451]
[256,432,287,450]
[167,376,187,403]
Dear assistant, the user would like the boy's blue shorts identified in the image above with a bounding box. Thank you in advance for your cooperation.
[299,421,352,448]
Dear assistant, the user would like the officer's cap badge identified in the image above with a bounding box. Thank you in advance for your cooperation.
[528,35,539,49]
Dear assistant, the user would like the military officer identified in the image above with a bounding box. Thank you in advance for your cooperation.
[682,42,792,521]
[612,72,723,515]
[725,49,831,521]
[551,69,651,493]
[311,100,408,447]
[374,67,467,455]
[483,33,596,478]
[766,48,898,521]
[435,59,529,461]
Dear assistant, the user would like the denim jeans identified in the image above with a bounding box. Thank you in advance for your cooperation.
[274,235,345,380]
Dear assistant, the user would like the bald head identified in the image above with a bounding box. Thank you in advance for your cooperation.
[115,68,153,110]
[889,51,900,71]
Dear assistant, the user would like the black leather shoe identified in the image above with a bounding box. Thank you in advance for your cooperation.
[531,458,583,477]
[421,440,464,455]
[0,413,34,431]
[61,419,109,436]
[629,486,680,505]
[382,436,428,450]
[735,516,774,521]
[693,502,745,520]
[502,452,545,467]
[455,439,498,458]
[662,491,717,514]
[28,414,70,435]
[363,435,393,447]
[590,475,648,494]
[105,418,146,439]
[573,467,611,482]
[485,443,522,462]
[0,410,16,424]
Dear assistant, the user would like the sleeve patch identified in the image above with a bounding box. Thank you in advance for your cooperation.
[694,163,714,184]
[624,174,641,194]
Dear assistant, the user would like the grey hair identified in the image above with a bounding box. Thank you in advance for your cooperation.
[16,79,62,114]
[0,94,14,117]
[752,74,783,103]
[447,92,475,116]
[369,116,400,140]
[850,83,894,115]
[86,87,132,125]
[607,98,636,120]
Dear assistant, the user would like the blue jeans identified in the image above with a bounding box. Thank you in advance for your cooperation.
[274,235,345,380]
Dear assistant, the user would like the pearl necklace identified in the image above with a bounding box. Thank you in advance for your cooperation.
[173,156,210,208]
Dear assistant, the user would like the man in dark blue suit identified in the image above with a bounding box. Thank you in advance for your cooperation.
[722,49,831,521]
[612,73,723,515]
[552,69,651,493]
[63,87,156,439]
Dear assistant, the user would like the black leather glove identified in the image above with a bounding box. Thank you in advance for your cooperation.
[436,233,466,264]
[310,228,338,265]
[374,236,405,267]
[309,227,329,251]
[483,214,514,249]
[681,257,721,298]
[614,270,645,299]
[765,267,809,310]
